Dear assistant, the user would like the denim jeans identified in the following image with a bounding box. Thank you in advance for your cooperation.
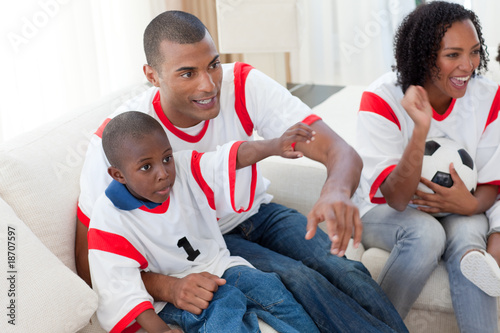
[224,203,408,333]
[362,204,498,332]
[157,265,319,333]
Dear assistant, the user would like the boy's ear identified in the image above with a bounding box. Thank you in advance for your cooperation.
[143,64,160,87]
[108,166,126,184]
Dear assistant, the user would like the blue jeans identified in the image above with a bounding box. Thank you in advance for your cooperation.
[362,205,498,332]
[224,203,408,333]
[158,265,319,333]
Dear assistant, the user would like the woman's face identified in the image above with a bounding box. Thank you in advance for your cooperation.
[424,19,481,104]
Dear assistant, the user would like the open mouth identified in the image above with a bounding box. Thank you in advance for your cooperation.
[195,98,213,105]
[193,95,217,108]
[450,75,470,88]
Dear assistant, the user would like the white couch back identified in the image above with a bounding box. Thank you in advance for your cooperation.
[0,82,150,270]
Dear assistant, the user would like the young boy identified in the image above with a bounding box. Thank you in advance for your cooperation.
[88,111,320,333]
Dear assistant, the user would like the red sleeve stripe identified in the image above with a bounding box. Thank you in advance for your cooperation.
[122,322,142,333]
[110,301,153,333]
[359,91,401,131]
[478,181,500,187]
[153,91,210,143]
[88,228,148,270]
[302,114,322,125]
[94,118,112,138]
[228,141,257,213]
[77,205,90,228]
[234,62,255,136]
[369,165,396,204]
[484,85,500,133]
[292,114,323,150]
[191,151,216,210]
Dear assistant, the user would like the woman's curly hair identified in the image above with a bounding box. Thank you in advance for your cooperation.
[393,1,488,93]
[497,44,500,64]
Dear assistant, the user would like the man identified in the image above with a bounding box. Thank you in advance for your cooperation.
[76,10,407,333]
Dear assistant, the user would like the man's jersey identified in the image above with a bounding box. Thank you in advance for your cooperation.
[354,71,500,217]
[79,62,316,234]
[88,142,255,333]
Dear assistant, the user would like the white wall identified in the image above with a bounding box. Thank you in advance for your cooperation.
[0,0,166,143]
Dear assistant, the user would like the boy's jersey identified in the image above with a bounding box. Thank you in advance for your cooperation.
[88,142,255,333]
[354,71,500,216]
[79,62,316,234]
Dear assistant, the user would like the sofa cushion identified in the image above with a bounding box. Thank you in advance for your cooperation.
[0,82,150,271]
[361,248,454,313]
[0,196,97,332]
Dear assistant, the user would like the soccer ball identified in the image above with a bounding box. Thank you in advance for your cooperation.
[411,137,477,216]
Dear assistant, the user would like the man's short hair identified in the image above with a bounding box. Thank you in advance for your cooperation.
[102,111,165,168]
[144,10,208,71]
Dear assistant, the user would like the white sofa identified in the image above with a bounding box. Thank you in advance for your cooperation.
[0,81,498,333]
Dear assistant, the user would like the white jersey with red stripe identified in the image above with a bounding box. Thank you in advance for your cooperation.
[79,62,314,234]
[354,71,500,217]
[88,142,255,333]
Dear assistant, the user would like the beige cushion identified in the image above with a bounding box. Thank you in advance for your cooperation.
[0,196,97,332]
[361,248,453,313]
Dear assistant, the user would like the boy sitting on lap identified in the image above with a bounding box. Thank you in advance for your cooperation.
[87,111,319,333]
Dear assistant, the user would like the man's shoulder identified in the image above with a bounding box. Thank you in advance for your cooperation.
[111,85,159,118]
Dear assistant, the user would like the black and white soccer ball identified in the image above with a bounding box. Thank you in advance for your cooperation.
[411,137,477,216]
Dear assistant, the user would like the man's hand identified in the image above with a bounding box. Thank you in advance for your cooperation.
[293,119,363,257]
[168,272,226,315]
[305,191,362,257]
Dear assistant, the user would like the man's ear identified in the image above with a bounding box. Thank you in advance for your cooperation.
[143,64,160,87]
[108,166,126,184]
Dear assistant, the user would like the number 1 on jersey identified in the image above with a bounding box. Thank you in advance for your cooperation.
[177,237,200,261]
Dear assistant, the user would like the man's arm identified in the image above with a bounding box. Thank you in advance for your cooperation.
[298,119,364,257]
[75,219,92,286]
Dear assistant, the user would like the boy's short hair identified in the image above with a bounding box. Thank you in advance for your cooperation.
[102,111,165,168]
[144,10,208,71]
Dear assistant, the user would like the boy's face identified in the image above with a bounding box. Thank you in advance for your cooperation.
[144,32,222,128]
[109,130,176,204]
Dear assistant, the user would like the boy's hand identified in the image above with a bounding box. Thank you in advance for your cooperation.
[169,272,225,315]
[277,122,316,159]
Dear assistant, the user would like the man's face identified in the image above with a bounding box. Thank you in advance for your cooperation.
[150,32,222,128]
[112,130,176,204]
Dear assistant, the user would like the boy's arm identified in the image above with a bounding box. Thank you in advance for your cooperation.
[235,122,315,169]
[141,271,225,315]
[135,309,182,333]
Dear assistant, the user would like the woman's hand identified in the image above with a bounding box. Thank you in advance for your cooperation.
[401,85,433,135]
[410,163,477,215]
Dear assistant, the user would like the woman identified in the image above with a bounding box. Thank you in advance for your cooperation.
[354,2,500,332]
